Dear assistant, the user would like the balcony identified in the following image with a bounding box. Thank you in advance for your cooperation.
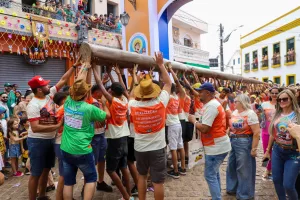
[285,53,296,66]
[173,43,209,66]
[260,60,269,70]
[244,63,250,72]
[251,62,258,71]
[0,1,122,49]
[272,57,281,68]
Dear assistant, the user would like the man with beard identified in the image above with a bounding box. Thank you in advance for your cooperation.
[26,60,80,200]
[0,93,9,120]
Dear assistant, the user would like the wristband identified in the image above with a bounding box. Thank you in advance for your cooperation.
[72,65,77,69]
[83,67,88,71]
[134,83,139,86]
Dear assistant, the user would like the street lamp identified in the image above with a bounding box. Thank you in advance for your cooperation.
[120,12,130,26]
[223,25,243,43]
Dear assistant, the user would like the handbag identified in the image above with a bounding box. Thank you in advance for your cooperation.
[187,124,205,169]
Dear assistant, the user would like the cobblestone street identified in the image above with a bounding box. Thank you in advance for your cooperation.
[0,143,277,200]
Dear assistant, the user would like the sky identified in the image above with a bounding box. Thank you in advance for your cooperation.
[181,0,300,66]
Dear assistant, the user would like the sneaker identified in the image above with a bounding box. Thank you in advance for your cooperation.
[13,171,23,177]
[97,181,113,192]
[178,168,186,175]
[167,170,180,179]
[131,185,138,196]
[25,168,31,175]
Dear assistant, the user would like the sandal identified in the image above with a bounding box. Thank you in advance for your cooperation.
[46,185,55,192]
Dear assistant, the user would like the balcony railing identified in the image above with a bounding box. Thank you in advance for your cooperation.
[173,43,209,64]
[244,63,250,71]
[251,62,258,71]
[4,1,121,34]
[272,57,281,66]
[260,60,269,68]
[285,53,296,64]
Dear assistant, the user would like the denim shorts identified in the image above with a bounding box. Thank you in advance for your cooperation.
[106,136,128,172]
[27,138,55,176]
[9,144,21,158]
[54,144,63,176]
[91,134,107,163]
[61,150,97,186]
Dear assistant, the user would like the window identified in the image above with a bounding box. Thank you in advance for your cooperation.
[262,77,269,83]
[252,50,258,70]
[286,74,296,85]
[273,76,281,85]
[172,27,180,44]
[244,53,250,71]
[286,37,295,63]
[238,58,240,64]
[272,43,281,66]
[262,47,269,68]
[184,37,192,47]
[233,59,235,65]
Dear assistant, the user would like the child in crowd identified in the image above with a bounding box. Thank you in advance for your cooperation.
[18,117,30,175]
[7,118,27,177]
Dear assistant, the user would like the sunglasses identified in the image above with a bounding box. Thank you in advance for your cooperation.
[277,97,289,103]
[2,97,8,99]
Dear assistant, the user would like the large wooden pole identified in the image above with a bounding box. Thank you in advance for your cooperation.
[80,42,262,84]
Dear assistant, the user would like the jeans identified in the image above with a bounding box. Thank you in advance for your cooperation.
[272,143,300,200]
[204,152,228,200]
[226,137,256,199]
[61,151,97,186]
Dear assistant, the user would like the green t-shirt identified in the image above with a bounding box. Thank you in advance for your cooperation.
[7,90,16,116]
[64,9,74,23]
[60,96,106,155]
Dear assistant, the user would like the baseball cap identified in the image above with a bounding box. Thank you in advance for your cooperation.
[195,82,215,93]
[0,106,6,115]
[4,83,12,87]
[28,76,50,89]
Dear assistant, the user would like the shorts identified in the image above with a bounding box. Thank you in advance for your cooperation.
[27,138,55,177]
[127,137,135,162]
[9,144,21,158]
[91,134,107,163]
[183,122,194,142]
[106,136,128,172]
[135,148,166,183]
[167,123,183,150]
[61,150,97,186]
[54,144,63,176]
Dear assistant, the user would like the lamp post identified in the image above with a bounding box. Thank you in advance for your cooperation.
[120,12,130,26]
[220,24,243,72]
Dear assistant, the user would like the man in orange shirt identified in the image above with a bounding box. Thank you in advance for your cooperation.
[189,82,231,200]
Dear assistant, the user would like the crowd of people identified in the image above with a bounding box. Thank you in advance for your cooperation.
[28,0,122,33]
[1,53,300,200]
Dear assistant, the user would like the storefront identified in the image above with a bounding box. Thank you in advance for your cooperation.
[0,54,66,93]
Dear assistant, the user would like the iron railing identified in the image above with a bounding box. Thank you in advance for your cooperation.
[251,62,258,70]
[272,56,281,65]
[244,63,250,71]
[260,60,269,68]
[285,53,296,63]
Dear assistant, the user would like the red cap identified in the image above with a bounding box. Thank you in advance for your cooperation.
[28,76,50,89]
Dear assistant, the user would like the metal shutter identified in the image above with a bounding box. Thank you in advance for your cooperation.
[0,54,66,94]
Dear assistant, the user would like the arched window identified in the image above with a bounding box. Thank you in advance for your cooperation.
[183,34,193,48]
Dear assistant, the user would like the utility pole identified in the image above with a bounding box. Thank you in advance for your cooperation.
[220,23,224,72]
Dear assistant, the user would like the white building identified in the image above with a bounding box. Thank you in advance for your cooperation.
[170,9,210,69]
[241,6,300,85]
[225,50,241,75]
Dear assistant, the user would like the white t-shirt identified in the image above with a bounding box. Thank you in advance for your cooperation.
[105,96,130,139]
[129,90,170,152]
[200,99,231,155]
[27,86,58,139]
[0,119,7,138]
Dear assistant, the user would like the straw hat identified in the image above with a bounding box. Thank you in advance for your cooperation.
[134,79,161,99]
[69,79,91,101]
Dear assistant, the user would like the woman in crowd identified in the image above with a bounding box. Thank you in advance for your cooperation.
[263,89,300,200]
[260,87,279,179]
[226,94,260,200]
[15,90,22,105]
